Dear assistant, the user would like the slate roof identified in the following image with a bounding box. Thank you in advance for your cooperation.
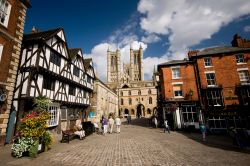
[196,46,250,56]
[23,28,62,42]
[68,48,81,60]
[158,60,191,67]
[84,58,92,69]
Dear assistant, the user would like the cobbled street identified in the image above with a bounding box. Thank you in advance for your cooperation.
[1,118,250,166]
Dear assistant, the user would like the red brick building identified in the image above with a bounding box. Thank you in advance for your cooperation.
[157,60,200,130]
[188,34,250,131]
[0,0,30,145]
[157,34,250,131]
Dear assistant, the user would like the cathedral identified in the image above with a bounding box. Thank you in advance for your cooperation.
[106,45,157,118]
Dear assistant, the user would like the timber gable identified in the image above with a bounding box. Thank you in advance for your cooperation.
[13,28,94,108]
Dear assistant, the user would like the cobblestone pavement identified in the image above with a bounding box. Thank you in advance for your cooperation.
[1,118,250,166]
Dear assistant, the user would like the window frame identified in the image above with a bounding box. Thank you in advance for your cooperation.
[0,0,11,27]
[43,77,55,91]
[50,51,61,67]
[73,66,80,77]
[172,66,181,79]
[205,72,216,87]
[238,70,250,85]
[236,53,245,64]
[47,104,60,127]
[206,90,223,106]
[173,84,183,98]
[68,85,76,96]
[204,57,213,67]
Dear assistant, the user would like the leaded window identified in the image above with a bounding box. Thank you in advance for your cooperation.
[47,105,59,127]
[50,51,61,66]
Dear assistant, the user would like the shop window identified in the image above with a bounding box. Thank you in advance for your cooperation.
[47,104,60,127]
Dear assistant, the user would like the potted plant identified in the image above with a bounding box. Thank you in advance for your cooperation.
[11,96,54,158]
[42,131,54,151]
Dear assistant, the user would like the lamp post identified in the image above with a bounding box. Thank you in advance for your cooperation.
[189,89,193,100]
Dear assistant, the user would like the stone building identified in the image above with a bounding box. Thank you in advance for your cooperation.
[0,0,30,145]
[106,46,157,118]
[88,77,118,122]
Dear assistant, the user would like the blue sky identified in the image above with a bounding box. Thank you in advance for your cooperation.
[25,0,250,81]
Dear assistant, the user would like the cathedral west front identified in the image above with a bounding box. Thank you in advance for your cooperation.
[106,45,157,118]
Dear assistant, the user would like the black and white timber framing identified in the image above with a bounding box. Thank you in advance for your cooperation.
[12,28,95,129]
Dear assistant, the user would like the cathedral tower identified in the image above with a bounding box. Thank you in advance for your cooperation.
[130,45,144,81]
[107,48,121,83]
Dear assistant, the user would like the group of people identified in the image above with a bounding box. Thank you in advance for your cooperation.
[98,116,122,135]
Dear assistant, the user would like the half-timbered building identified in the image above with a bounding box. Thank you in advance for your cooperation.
[13,28,95,133]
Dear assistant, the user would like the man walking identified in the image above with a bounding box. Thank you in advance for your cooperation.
[127,114,131,124]
[115,116,121,133]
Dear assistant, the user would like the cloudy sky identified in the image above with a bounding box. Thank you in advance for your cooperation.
[25,0,250,81]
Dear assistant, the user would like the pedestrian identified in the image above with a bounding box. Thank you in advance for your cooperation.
[199,121,206,141]
[154,117,158,128]
[108,116,114,134]
[102,116,108,135]
[115,116,121,133]
[163,119,170,134]
[127,114,131,124]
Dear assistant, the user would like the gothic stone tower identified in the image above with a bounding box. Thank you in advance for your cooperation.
[130,45,144,82]
[107,48,121,84]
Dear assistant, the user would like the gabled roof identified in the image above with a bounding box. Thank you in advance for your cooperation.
[68,48,81,60]
[23,28,62,42]
[196,46,250,56]
[84,58,92,69]
[158,59,192,67]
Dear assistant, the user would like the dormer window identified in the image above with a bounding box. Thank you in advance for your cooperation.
[0,0,11,27]
[204,57,212,67]
[236,54,245,64]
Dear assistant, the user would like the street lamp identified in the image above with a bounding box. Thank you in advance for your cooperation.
[189,89,193,100]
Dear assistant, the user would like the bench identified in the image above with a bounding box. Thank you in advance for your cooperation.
[61,130,79,143]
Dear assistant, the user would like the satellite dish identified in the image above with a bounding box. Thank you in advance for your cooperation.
[0,93,7,101]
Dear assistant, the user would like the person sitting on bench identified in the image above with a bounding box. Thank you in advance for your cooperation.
[73,119,85,140]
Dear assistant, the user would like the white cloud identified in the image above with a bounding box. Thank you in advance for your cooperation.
[141,33,161,43]
[244,25,250,32]
[138,0,250,59]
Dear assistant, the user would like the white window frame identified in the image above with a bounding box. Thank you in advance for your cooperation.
[204,57,213,67]
[205,72,216,87]
[173,84,183,98]
[0,44,3,62]
[235,53,245,64]
[172,66,181,79]
[206,90,223,106]
[47,104,60,127]
[238,70,250,85]
[0,0,11,27]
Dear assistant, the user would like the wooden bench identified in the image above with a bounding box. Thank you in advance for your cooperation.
[61,130,78,143]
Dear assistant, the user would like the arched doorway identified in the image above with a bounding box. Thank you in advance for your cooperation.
[136,104,145,118]
[124,108,129,117]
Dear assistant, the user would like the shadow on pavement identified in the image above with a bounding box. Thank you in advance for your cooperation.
[121,117,154,128]
[121,117,250,154]
[176,131,250,154]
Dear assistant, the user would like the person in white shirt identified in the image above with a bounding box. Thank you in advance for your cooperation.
[115,117,121,133]
[108,117,114,134]
[163,119,170,134]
